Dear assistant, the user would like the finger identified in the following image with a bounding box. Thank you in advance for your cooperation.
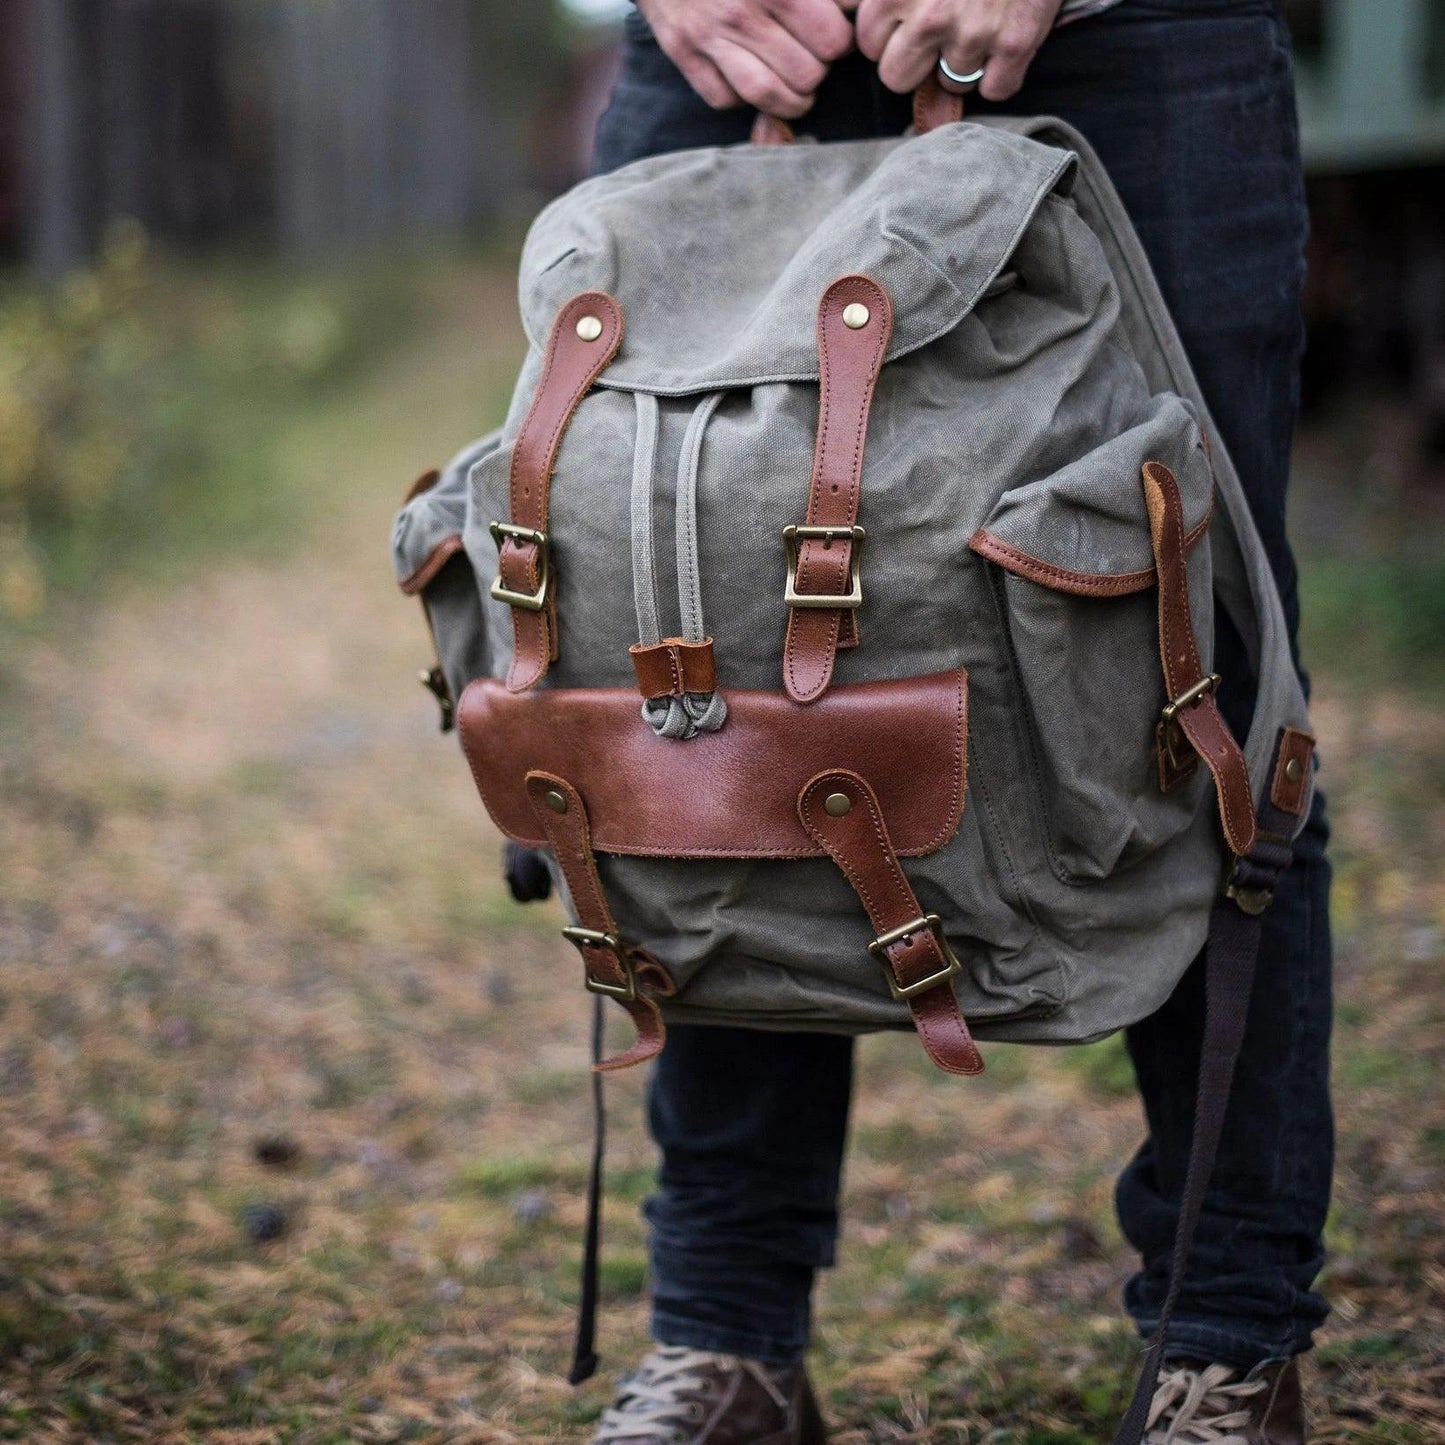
[710,36,815,118]
[978,50,1032,102]
[853,0,901,64]
[676,48,744,110]
[977,29,1043,102]
[876,19,952,95]
[728,16,831,96]
[763,0,854,64]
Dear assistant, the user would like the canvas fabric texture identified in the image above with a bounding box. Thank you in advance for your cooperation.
[393,116,1312,1046]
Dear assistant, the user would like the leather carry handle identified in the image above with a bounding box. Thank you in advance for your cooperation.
[751,71,963,145]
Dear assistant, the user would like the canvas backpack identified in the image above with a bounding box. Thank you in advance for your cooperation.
[393,92,1316,1442]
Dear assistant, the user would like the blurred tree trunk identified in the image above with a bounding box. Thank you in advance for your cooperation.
[274,0,487,255]
[24,0,98,275]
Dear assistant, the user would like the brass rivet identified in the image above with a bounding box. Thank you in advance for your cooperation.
[841,302,870,330]
[575,314,603,342]
[545,789,568,814]
[824,792,852,817]
[1284,757,1303,784]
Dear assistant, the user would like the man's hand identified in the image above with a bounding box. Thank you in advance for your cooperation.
[636,0,855,118]
[853,0,1064,102]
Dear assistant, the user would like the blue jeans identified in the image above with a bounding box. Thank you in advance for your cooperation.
[593,0,1333,1371]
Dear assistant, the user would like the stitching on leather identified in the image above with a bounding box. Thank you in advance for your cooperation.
[399,533,464,596]
[786,278,889,700]
[968,507,1212,597]
[1152,463,1203,686]
[465,674,967,859]
[1269,727,1315,815]
[504,292,621,691]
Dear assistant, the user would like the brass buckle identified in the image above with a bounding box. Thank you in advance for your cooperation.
[867,913,962,1000]
[562,925,637,1000]
[783,524,865,610]
[1158,672,1221,774]
[489,521,551,611]
[1223,861,1273,917]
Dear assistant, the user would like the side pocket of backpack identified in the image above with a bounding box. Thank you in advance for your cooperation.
[393,431,502,730]
[969,399,1216,883]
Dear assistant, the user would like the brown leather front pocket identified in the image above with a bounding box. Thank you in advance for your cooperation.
[456,670,968,859]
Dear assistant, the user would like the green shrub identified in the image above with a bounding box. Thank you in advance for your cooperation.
[0,220,155,619]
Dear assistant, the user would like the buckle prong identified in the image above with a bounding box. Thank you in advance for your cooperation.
[867,913,962,1000]
[562,925,637,1000]
[489,521,551,611]
[783,524,865,610]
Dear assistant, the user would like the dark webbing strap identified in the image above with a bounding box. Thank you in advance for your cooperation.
[1111,739,1298,1445]
[569,996,606,1385]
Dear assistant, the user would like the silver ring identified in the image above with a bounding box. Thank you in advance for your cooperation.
[937,57,986,87]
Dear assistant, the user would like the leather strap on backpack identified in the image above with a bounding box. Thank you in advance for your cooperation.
[494,293,624,693]
[1111,729,1304,1445]
[798,769,983,1076]
[782,276,894,703]
[1143,461,1256,858]
[524,771,673,1072]
[751,74,963,145]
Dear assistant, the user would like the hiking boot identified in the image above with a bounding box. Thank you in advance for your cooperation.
[1147,1358,1305,1445]
[590,1345,827,1444]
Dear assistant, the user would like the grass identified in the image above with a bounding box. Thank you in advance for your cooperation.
[0,253,1441,1442]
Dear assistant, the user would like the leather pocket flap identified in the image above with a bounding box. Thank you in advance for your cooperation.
[457,670,968,859]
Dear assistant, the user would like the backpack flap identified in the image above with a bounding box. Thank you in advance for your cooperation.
[518,123,1077,396]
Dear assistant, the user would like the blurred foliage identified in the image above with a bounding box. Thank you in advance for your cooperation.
[0,221,153,621]
[0,227,432,626]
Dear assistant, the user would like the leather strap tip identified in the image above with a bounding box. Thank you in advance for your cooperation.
[567,1354,599,1387]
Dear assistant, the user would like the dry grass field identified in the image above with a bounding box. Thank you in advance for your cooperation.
[0,261,1441,1442]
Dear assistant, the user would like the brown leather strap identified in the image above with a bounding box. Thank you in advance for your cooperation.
[1142,461,1256,858]
[628,638,719,700]
[751,77,961,146]
[1269,726,1314,817]
[782,275,894,703]
[498,293,624,694]
[524,771,672,1072]
[798,769,983,1076]
[913,73,964,133]
[749,112,796,145]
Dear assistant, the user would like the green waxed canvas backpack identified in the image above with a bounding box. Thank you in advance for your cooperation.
[393,101,1316,1440]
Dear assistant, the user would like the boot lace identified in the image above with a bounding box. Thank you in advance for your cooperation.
[1146,1361,1269,1445]
[593,1346,789,1444]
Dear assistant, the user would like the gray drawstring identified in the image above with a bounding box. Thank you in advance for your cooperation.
[630,392,663,647]
[631,390,728,740]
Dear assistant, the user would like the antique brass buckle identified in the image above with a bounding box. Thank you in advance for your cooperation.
[488,521,551,611]
[1158,672,1221,775]
[562,925,637,1000]
[782,524,865,610]
[867,913,962,1000]
[1223,859,1274,917]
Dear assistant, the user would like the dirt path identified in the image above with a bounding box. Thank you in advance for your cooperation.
[0,270,1440,1443]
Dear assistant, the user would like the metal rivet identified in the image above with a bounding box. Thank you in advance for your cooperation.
[1284,757,1303,784]
[841,302,870,330]
[545,789,568,814]
[575,314,603,342]
[824,792,852,817]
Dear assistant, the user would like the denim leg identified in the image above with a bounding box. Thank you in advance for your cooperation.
[645,1025,854,1365]
[981,3,1334,1365]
